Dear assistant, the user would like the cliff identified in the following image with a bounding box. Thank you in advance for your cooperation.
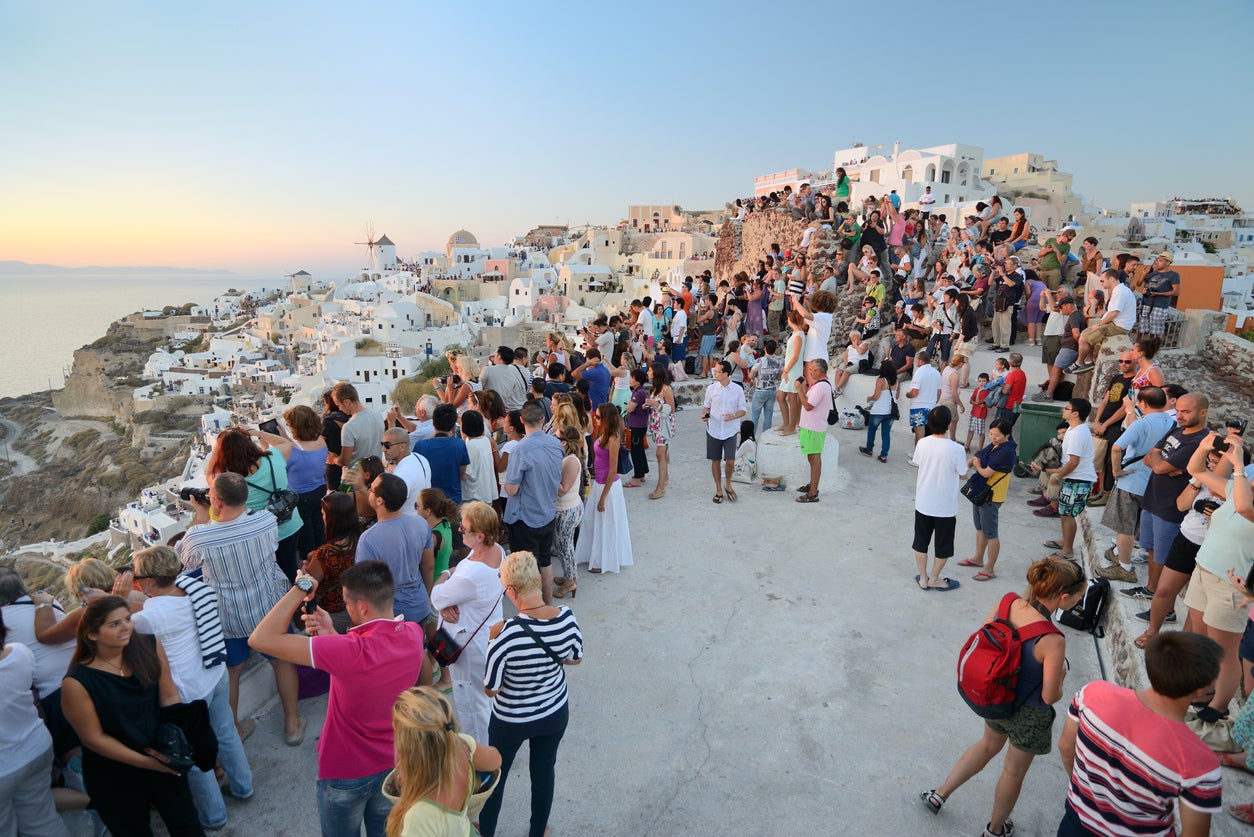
[52,321,161,420]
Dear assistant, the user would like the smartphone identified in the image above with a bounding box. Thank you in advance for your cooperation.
[258,418,280,435]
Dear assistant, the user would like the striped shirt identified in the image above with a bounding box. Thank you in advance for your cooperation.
[484,607,582,723]
[177,510,288,639]
[173,575,227,669]
[1066,680,1221,835]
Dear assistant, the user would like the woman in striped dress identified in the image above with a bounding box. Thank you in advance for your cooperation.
[478,551,583,837]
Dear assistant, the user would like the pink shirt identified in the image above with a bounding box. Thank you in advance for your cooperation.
[799,379,833,432]
[310,617,425,779]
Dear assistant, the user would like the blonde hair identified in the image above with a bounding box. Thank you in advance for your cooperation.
[386,687,463,837]
[460,500,499,548]
[551,400,586,437]
[65,558,116,594]
[549,332,569,352]
[132,545,180,581]
[500,551,541,597]
[558,424,585,460]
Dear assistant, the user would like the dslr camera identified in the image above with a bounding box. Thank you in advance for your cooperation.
[1212,418,1248,454]
[179,486,209,505]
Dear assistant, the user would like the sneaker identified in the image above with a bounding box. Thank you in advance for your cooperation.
[1029,391,1051,402]
[1131,547,1149,564]
[1033,506,1059,517]
[1087,491,1108,507]
[1064,363,1082,374]
[907,456,920,468]
[1096,564,1137,583]
[1120,585,1155,600]
[878,455,888,463]
[1135,608,1176,623]
[858,446,873,457]
[1027,496,1052,507]
[1071,361,1095,374]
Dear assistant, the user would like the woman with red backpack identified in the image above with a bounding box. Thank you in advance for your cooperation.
[919,557,1086,837]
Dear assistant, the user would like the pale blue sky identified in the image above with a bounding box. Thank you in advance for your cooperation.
[2,0,1250,275]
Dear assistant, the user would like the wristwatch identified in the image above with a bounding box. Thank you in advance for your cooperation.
[295,576,315,594]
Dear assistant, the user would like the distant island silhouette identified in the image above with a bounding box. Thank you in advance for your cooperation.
[0,260,235,275]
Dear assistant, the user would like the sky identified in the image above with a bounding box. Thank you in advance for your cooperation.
[2,0,1251,277]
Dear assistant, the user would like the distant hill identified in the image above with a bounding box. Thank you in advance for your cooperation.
[0,261,234,276]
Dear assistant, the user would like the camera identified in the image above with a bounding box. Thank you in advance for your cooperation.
[1213,419,1247,454]
[1193,498,1222,515]
[436,376,448,385]
[179,486,209,505]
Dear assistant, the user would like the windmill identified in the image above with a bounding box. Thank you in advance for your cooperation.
[356,220,379,275]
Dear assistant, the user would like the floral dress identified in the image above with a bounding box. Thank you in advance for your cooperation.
[648,395,675,447]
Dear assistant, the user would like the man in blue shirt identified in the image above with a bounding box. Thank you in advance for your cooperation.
[503,401,565,603]
[413,404,470,503]
[572,348,612,409]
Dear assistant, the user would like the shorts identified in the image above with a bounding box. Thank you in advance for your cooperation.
[985,704,1056,756]
[909,407,931,428]
[1053,348,1079,371]
[226,624,295,665]
[912,511,956,559]
[1012,240,1026,252]
[1100,487,1141,536]
[972,500,1002,539]
[1057,479,1093,517]
[968,415,986,436]
[1041,334,1062,367]
[1081,322,1129,347]
[699,334,718,357]
[1138,305,1169,336]
[799,427,826,455]
[1163,532,1202,576]
[508,517,556,568]
[1039,269,1062,291]
[1136,510,1181,565]
[1184,566,1248,634]
[706,432,737,461]
[938,399,958,421]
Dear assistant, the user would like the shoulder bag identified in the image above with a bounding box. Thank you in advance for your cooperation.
[248,455,299,523]
[962,468,1009,507]
[427,589,506,668]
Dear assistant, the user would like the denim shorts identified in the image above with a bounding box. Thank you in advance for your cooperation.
[1137,510,1181,565]
[699,334,717,357]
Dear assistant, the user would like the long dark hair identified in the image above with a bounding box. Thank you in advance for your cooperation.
[73,596,160,688]
[877,359,898,386]
[650,361,671,396]
[209,427,264,478]
[321,491,361,551]
[594,403,622,447]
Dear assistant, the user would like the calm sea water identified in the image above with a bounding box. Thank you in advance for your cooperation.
[0,273,274,400]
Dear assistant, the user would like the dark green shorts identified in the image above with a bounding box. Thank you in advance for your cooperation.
[985,704,1056,755]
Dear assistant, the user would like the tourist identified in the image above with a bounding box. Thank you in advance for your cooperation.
[177,473,303,744]
[859,359,897,463]
[357,473,436,634]
[957,419,1017,580]
[130,545,252,830]
[334,382,387,469]
[669,299,688,366]
[702,360,748,504]
[1127,334,1165,404]
[796,359,834,503]
[905,350,941,464]
[414,404,471,504]
[1040,399,1098,562]
[251,561,424,837]
[502,401,564,601]
[347,455,388,523]
[1057,632,1222,836]
[833,331,870,396]
[458,411,497,506]
[1067,269,1138,374]
[417,488,458,580]
[1094,386,1172,584]
[430,501,505,745]
[748,338,782,431]
[1038,228,1076,291]
[0,607,69,837]
[570,347,612,409]
[305,490,360,634]
[383,687,502,836]
[478,551,584,837]
[251,404,329,560]
[480,347,529,412]
[1008,208,1029,251]
[624,367,651,487]
[911,406,967,590]
[321,389,350,490]
[775,309,807,436]
[1032,295,1085,402]
[696,296,719,377]
[574,404,634,573]
[1091,351,1135,491]
[1018,270,1047,347]
[989,259,1023,352]
[997,353,1028,427]
[794,289,836,363]
[552,426,585,597]
[382,426,432,515]
[390,394,439,445]
[470,389,508,441]
[1137,252,1181,336]
[61,596,204,837]
[644,361,676,499]
[965,372,992,453]
[938,355,965,441]
[434,371,473,413]
[921,558,1087,837]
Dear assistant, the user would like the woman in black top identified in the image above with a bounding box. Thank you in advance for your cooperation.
[861,209,887,257]
[61,596,203,837]
[321,388,349,490]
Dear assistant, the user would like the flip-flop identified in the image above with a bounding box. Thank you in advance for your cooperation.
[914,574,929,591]
[930,578,961,592]
[957,558,983,568]
[1134,632,1154,650]
[795,494,819,503]
[1229,803,1254,825]
[973,571,996,581]
[1042,540,1065,550]
[712,494,723,504]
[1046,552,1076,562]
[726,488,738,502]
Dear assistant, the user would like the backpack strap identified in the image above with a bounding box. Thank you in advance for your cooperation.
[1017,618,1063,642]
[994,592,1019,622]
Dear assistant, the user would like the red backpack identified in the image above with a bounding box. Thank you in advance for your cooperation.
[957,593,1061,719]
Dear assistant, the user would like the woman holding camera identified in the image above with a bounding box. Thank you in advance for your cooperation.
[60,596,205,836]
[478,552,582,837]
[251,405,329,565]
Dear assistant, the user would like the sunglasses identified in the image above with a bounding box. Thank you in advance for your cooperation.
[381,441,399,449]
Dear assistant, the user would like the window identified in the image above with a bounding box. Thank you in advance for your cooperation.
[940,171,951,184]
[988,168,995,176]
[381,394,387,404]
[1013,167,1019,173]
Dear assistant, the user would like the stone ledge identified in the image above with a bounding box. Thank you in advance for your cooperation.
[1077,504,1148,689]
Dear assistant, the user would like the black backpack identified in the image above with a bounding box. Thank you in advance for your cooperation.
[1057,577,1111,637]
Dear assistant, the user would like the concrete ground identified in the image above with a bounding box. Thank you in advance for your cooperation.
[138,342,1251,836]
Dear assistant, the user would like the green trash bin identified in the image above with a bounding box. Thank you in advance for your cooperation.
[1016,402,1064,464]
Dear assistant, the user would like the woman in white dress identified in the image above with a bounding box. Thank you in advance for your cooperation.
[774,309,807,436]
[574,404,634,574]
[429,500,504,744]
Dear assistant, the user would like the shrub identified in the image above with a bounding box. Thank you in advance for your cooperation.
[86,513,112,536]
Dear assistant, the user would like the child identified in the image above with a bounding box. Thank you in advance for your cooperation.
[981,357,1011,411]
[732,419,758,484]
[966,372,991,452]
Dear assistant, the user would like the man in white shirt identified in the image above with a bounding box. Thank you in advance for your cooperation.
[1069,270,1138,374]
[390,394,437,446]
[912,406,968,590]
[636,295,656,344]
[906,351,943,462]
[669,303,688,364]
[1046,398,1099,561]
[918,186,936,217]
[702,361,747,503]
[382,428,431,515]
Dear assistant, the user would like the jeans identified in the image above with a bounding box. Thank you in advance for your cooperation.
[928,333,952,363]
[628,426,649,479]
[865,413,893,457]
[750,388,776,431]
[188,668,253,827]
[479,704,569,837]
[316,769,391,837]
[0,745,68,837]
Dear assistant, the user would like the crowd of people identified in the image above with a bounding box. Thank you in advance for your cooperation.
[4,189,1253,835]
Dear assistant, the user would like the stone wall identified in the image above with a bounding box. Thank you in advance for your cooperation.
[715,212,806,282]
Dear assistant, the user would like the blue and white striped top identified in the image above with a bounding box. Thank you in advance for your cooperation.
[484,607,582,722]
[177,510,288,639]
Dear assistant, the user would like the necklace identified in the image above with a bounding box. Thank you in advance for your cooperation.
[518,604,548,615]
[97,656,128,676]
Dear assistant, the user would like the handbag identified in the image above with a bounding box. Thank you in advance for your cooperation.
[962,469,1009,506]
[427,590,505,668]
[617,441,633,475]
[145,722,197,776]
[825,381,839,426]
[249,456,299,523]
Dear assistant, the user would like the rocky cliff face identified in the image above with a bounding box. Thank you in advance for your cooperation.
[52,322,160,420]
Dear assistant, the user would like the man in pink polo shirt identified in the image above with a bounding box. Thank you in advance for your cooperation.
[250,560,424,837]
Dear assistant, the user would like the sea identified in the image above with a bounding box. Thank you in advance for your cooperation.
[0,273,274,400]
